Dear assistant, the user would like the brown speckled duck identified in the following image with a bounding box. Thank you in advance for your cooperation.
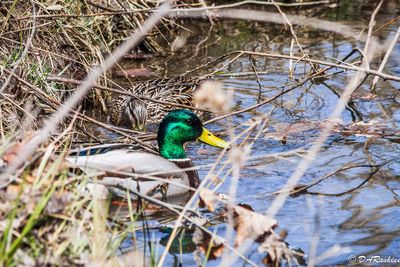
[110,77,201,130]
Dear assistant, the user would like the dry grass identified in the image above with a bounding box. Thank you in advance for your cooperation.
[1,0,399,266]
[0,1,202,266]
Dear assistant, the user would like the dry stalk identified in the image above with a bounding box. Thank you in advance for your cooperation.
[2,68,153,149]
[0,0,36,95]
[0,1,173,188]
[371,25,400,92]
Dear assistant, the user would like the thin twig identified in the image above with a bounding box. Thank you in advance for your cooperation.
[267,164,380,196]
[307,167,380,196]
[374,15,400,33]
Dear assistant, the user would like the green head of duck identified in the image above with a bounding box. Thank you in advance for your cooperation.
[157,109,230,159]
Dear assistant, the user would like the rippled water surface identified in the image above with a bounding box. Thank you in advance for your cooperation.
[89,1,400,265]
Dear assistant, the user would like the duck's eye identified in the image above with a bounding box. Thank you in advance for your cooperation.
[186,118,194,125]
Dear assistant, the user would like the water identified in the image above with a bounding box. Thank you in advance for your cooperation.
[87,1,400,265]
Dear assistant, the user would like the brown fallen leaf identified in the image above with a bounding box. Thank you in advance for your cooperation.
[259,229,303,267]
[198,188,220,212]
[2,133,40,169]
[6,184,22,199]
[230,204,277,246]
[265,119,376,143]
[195,189,301,265]
[192,227,224,260]
[194,80,230,113]
[114,67,154,78]
[198,190,276,246]
[3,142,24,164]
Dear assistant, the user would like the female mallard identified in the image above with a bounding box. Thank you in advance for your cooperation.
[68,109,229,199]
[110,77,201,131]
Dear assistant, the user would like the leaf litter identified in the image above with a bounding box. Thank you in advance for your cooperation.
[194,188,305,266]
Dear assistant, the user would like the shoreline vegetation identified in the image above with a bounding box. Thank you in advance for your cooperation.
[1,0,399,266]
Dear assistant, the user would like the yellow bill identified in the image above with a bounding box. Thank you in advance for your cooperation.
[198,127,230,149]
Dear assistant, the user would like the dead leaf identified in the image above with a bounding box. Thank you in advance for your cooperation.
[194,81,230,113]
[258,229,303,267]
[3,142,24,164]
[114,68,154,78]
[199,188,220,211]
[230,204,277,246]
[24,175,35,184]
[6,184,22,199]
[196,190,296,266]
[171,33,189,52]
[193,227,224,260]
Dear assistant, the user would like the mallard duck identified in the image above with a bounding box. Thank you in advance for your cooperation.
[110,77,201,131]
[68,109,229,199]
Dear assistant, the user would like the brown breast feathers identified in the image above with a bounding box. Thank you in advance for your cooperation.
[170,159,200,188]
